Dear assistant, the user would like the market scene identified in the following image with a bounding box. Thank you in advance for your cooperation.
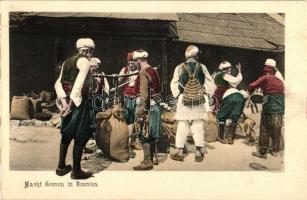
[9,13,284,179]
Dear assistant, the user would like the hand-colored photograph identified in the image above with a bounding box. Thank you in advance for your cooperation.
[9,12,285,179]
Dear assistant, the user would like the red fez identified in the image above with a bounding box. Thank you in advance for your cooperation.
[127,52,133,61]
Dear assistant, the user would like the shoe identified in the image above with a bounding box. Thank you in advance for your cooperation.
[227,124,236,145]
[218,137,227,144]
[72,144,93,179]
[252,152,267,159]
[227,138,234,145]
[133,160,153,170]
[195,154,204,162]
[170,153,184,162]
[56,165,72,176]
[71,170,93,179]
[150,141,159,165]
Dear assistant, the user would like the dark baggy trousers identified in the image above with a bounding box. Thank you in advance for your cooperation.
[259,113,283,154]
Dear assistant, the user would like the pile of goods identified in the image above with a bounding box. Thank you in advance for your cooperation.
[10,90,60,127]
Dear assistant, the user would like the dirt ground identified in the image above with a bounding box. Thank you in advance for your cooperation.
[9,116,284,172]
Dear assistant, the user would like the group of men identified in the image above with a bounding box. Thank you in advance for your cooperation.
[54,38,284,179]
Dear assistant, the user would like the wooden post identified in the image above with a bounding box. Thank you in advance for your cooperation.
[161,39,169,96]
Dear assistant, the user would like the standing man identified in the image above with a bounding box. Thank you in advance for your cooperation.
[118,52,142,152]
[89,57,110,97]
[133,50,162,170]
[214,61,245,145]
[54,38,95,179]
[83,57,110,154]
[170,45,216,162]
[249,58,284,159]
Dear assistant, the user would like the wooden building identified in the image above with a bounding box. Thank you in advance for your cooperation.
[9,12,284,98]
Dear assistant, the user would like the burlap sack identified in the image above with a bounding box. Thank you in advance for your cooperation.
[204,112,218,142]
[161,111,176,124]
[96,114,129,163]
[10,96,33,120]
[30,98,42,115]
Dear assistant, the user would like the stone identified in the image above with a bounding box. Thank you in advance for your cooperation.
[34,120,46,127]
[19,120,35,126]
[10,120,21,127]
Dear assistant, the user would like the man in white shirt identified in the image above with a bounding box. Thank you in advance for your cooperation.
[170,45,216,162]
[54,38,95,179]
[213,61,246,144]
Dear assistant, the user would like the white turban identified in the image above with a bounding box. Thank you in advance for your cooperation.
[133,50,149,60]
[185,45,199,59]
[90,57,101,66]
[76,38,95,49]
[219,61,232,70]
[265,58,284,83]
[265,58,276,67]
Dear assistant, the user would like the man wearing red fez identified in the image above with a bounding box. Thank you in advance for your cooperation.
[118,52,142,156]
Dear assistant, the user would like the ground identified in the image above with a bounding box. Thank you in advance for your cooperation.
[9,116,284,172]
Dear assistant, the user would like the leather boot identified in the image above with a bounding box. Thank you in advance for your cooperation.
[227,124,237,145]
[218,123,227,144]
[56,143,72,176]
[133,143,153,170]
[71,145,93,179]
[150,141,159,165]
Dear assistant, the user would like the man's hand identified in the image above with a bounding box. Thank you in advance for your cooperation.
[60,99,73,117]
[236,63,242,72]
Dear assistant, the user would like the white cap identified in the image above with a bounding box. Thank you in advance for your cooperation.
[90,57,101,66]
[185,45,199,59]
[219,61,232,70]
[133,50,149,60]
[76,38,95,49]
[265,58,276,67]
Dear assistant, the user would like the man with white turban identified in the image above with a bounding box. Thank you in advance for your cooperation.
[54,38,95,179]
[132,50,162,170]
[249,58,284,159]
[170,45,216,162]
[213,61,246,145]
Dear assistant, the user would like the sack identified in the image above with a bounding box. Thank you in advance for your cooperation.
[182,63,205,106]
[96,111,129,163]
[204,112,218,142]
[161,111,176,124]
[10,96,33,120]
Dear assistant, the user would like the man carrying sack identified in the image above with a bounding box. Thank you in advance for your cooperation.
[170,45,215,162]
[132,50,162,170]
[214,61,246,145]
[54,38,95,179]
[249,58,284,159]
